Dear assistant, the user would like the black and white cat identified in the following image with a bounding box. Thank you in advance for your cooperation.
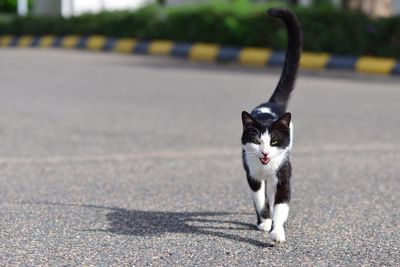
[241,8,302,243]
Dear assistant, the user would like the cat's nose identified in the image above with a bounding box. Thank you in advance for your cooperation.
[262,152,269,158]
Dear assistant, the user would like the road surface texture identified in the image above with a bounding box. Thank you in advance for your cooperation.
[0,48,399,266]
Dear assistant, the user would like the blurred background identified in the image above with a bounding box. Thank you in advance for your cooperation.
[2,0,400,17]
[1,0,400,57]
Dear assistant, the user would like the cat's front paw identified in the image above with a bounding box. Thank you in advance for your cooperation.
[269,226,285,243]
[257,219,272,232]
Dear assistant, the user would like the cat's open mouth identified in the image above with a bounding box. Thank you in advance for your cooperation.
[260,157,270,165]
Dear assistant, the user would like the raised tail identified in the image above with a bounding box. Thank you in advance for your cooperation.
[268,8,303,110]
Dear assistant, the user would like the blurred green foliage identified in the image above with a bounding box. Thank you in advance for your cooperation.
[0,0,17,12]
[0,2,399,58]
[0,0,32,13]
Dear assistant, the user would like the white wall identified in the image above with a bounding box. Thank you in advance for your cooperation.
[33,0,62,16]
[61,0,154,17]
[394,0,400,13]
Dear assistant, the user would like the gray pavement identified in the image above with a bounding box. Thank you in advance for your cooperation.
[0,48,399,266]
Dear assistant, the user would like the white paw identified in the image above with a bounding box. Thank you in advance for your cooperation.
[257,219,272,232]
[269,226,285,243]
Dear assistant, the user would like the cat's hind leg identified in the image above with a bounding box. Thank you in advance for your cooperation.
[247,177,271,231]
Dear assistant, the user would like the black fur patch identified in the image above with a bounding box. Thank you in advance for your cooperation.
[275,160,292,204]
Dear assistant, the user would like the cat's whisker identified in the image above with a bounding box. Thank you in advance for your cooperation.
[243,152,260,157]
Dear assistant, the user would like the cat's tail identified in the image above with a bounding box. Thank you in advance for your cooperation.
[267,8,303,110]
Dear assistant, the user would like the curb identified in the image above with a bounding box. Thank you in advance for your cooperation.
[1,35,399,76]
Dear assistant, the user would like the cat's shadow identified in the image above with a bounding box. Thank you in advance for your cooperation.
[100,208,273,247]
[20,202,273,248]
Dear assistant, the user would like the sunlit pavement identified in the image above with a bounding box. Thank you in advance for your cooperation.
[0,48,399,265]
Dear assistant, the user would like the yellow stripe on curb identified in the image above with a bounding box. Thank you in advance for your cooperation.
[300,52,330,69]
[0,35,13,47]
[18,35,33,47]
[189,43,219,62]
[114,38,137,54]
[86,35,106,51]
[148,40,173,55]
[61,35,79,48]
[356,57,396,75]
[239,48,272,66]
[39,35,55,47]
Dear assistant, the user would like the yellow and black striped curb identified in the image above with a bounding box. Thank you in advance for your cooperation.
[1,35,399,76]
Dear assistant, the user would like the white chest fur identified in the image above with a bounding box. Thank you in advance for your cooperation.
[244,154,280,211]
[244,152,286,181]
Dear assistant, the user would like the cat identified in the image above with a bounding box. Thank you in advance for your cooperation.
[241,8,302,243]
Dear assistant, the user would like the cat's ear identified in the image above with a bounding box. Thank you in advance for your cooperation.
[277,112,291,128]
[241,111,257,129]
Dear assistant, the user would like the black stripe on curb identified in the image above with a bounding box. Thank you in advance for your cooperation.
[134,41,150,54]
[103,38,117,51]
[268,52,285,66]
[76,36,88,49]
[327,56,357,70]
[217,47,240,63]
[392,63,400,75]
[171,43,192,58]
[53,37,63,47]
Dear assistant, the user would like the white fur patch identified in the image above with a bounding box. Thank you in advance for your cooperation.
[254,107,276,117]
[289,121,293,150]
[251,180,265,215]
[270,203,289,243]
[273,203,289,226]
[269,225,286,243]
[257,218,272,232]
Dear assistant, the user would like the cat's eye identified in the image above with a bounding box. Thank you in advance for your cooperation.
[253,139,261,145]
[270,140,278,146]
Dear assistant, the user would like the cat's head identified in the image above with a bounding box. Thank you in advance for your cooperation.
[241,111,291,166]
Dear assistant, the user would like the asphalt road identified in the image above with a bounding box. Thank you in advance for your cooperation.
[0,48,399,266]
